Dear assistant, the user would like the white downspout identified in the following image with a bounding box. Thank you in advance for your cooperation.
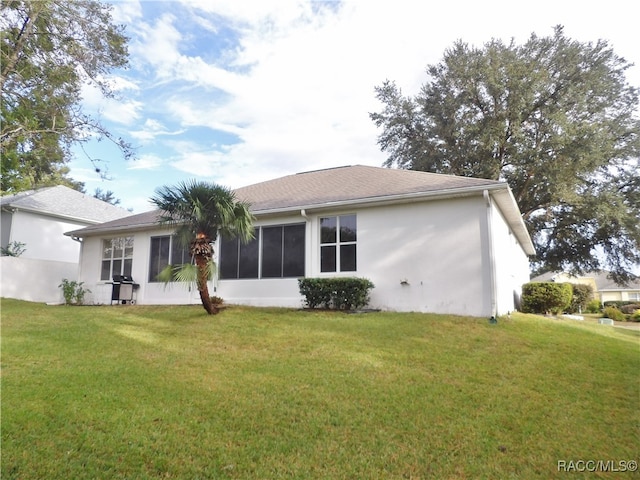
[300,209,310,277]
[484,190,498,320]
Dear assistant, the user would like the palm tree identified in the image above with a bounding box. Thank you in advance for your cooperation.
[151,180,254,314]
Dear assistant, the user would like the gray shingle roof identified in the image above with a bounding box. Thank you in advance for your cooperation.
[235,165,502,211]
[65,209,162,237]
[1,185,132,224]
[66,166,526,246]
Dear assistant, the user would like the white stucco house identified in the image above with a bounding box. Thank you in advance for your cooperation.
[66,165,535,317]
[1,185,132,302]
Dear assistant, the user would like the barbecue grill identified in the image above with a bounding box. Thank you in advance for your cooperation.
[110,275,139,305]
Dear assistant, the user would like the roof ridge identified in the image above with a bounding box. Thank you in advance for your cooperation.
[296,165,353,175]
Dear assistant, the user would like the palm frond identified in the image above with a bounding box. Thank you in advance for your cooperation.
[151,179,256,243]
[156,261,217,287]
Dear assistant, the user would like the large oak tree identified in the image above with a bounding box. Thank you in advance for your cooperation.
[1,0,131,194]
[371,26,640,284]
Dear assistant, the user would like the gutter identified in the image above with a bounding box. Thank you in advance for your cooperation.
[484,189,498,319]
[64,222,163,238]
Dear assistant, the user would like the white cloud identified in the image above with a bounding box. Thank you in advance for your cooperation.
[73,0,639,213]
[107,76,140,93]
[132,12,247,94]
[149,2,430,180]
[131,13,182,80]
[81,77,142,126]
[130,119,185,142]
[111,0,143,24]
[126,153,165,170]
[181,0,319,30]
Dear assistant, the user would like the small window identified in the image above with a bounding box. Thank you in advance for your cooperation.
[101,237,134,281]
[320,215,356,273]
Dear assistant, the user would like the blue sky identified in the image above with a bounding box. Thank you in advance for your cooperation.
[70,0,640,213]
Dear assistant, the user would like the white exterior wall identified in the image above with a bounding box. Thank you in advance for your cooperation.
[77,227,203,306]
[355,196,492,316]
[74,194,531,317]
[489,200,531,315]
[0,256,78,303]
[219,196,494,316]
[600,290,640,303]
[3,210,86,263]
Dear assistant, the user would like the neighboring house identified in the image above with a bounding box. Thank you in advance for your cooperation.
[66,165,535,317]
[1,185,132,302]
[531,271,640,304]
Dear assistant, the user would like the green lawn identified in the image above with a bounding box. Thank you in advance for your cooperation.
[2,299,638,479]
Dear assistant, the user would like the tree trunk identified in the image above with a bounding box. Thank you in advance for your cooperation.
[198,284,217,315]
[192,239,217,315]
[195,254,217,314]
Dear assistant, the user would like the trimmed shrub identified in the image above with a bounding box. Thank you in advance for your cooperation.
[298,277,375,310]
[603,306,625,322]
[567,283,594,313]
[297,278,333,309]
[631,310,640,322]
[521,282,573,315]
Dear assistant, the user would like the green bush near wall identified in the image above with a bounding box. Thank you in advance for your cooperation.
[521,282,573,315]
[298,277,375,310]
[567,283,594,313]
[602,306,626,321]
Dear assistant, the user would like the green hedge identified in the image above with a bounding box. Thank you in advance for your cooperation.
[298,277,375,310]
[521,282,573,315]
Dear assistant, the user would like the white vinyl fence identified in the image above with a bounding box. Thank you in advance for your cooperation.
[0,256,78,304]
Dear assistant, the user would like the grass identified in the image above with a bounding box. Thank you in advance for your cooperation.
[1,298,638,479]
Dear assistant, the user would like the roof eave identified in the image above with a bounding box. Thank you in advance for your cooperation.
[490,188,536,256]
[65,221,163,238]
[64,182,536,257]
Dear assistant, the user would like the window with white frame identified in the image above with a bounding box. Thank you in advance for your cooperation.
[320,214,356,272]
[148,235,192,282]
[100,237,134,281]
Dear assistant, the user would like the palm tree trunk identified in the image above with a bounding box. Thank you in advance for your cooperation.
[192,239,218,315]
[195,254,217,314]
